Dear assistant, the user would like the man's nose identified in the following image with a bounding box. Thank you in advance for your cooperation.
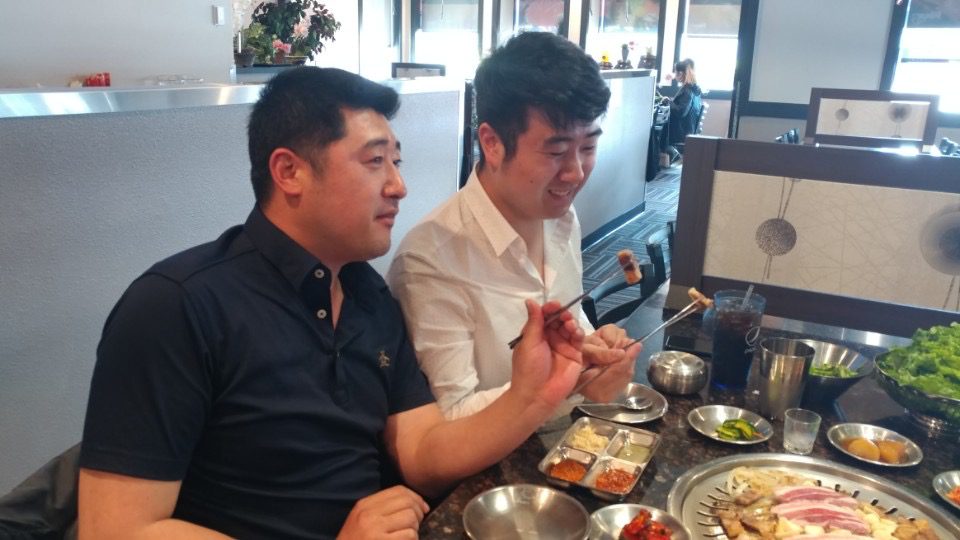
[559,154,586,184]
[385,162,407,199]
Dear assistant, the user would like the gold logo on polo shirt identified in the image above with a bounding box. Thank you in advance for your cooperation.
[378,350,391,369]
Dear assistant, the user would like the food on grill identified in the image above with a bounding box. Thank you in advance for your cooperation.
[715,467,940,539]
[715,418,761,441]
[618,508,673,540]
[568,424,610,453]
[549,458,587,482]
[618,249,643,284]
[687,287,714,309]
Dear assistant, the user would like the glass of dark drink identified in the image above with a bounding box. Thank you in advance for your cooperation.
[710,290,766,389]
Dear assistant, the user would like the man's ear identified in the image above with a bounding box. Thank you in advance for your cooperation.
[268,147,309,197]
[477,123,505,169]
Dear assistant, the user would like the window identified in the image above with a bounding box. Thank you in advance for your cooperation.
[891,0,960,114]
[412,0,481,80]
[516,0,566,32]
[677,0,741,91]
[585,0,660,67]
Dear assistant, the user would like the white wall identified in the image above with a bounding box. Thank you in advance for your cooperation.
[702,97,730,138]
[749,0,893,104]
[0,83,462,493]
[0,0,235,88]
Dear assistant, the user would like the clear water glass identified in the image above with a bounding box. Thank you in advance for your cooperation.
[783,408,821,455]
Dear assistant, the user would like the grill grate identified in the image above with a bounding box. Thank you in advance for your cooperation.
[692,478,921,539]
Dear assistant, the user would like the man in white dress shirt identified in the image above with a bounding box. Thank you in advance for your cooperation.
[388,32,641,419]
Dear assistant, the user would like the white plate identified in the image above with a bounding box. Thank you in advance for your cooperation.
[686,405,773,445]
[589,503,691,540]
[576,383,668,425]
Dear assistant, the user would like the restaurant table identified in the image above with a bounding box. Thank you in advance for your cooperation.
[418,286,960,538]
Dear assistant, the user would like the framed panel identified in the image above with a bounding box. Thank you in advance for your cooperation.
[805,88,940,149]
[668,136,960,337]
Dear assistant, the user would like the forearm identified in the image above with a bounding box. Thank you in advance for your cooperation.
[134,520,233,540]
[441,383,510,420]
[404,388,553,496]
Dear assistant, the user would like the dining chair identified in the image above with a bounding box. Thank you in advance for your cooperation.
[582,228,670,327]
[0,444,79,539]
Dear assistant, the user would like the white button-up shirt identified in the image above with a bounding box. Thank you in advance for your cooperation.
[387,171,592,419]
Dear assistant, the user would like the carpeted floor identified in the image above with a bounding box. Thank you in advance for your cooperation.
[582,165,681,320]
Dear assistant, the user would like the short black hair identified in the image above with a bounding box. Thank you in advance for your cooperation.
[473,32,610,167]
[247,67,400,203]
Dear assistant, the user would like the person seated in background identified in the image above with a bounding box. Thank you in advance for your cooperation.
[660,58,703,165]
[388,32,641,421]
[77,66,589,540]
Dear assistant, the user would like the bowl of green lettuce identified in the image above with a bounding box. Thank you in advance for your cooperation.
[875,322,960,426]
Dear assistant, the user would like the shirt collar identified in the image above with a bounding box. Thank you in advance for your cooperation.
[462,169,576,258]
[243,206,382,312]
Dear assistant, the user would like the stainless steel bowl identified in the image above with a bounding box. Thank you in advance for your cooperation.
[647,351,707,395]
[875,352,960,426]
[463,484,590,540]
[798,339,873,407]
[686,405,773,445]
[589,503,692,540]
[932,470,960,512]
[826,423,923,467]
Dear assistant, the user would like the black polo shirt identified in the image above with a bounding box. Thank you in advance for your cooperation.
[80,207,435,539]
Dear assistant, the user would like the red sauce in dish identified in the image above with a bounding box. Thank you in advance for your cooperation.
[549,459,587,482]
[620,509,673,540]
[595,467,636,493]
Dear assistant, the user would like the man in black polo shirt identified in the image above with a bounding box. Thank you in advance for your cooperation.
[77,67,587,539]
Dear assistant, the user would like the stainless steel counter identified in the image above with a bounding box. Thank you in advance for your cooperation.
[0,77,464,119]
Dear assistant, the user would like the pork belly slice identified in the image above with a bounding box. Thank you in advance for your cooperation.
[771,502,869,535]
[780,535,873,540]
[773,486,858,507]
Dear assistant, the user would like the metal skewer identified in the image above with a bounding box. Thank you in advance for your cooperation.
[567,297,705,396]
[507,263,631,349]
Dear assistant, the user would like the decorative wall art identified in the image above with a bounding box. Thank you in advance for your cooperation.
[920,206,960,310]
[755,178,800,281]
[703,171,960,312]
[815,98,929,140]
[805,88,940,148]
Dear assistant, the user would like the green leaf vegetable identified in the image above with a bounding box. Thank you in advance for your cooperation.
[715,419,759,441]
[809,363,857,378]
[879,322,960,400]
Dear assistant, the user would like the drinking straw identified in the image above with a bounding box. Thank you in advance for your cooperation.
[740,284,755,309]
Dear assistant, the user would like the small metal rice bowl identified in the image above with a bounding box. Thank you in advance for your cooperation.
[463,484,590,540]
[589,504,692,540]
[826,423,923,467]
[932,470,960,512]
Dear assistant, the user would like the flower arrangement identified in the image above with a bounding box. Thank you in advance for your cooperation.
[247,0,341,63]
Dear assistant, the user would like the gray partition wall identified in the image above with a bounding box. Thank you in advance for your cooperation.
[0,80,463,492]
[575,70,656,240]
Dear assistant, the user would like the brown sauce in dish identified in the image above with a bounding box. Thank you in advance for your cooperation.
[549,459,587,482]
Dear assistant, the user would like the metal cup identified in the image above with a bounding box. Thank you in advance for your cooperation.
[757,338,815,420]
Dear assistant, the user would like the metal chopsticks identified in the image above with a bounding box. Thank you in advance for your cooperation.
[507,263,629,349]
[567,297,704,396]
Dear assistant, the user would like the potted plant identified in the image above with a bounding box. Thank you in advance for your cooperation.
[249,0,341,63]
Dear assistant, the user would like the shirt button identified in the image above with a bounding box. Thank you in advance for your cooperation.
[317,309,327,319]
[314,269,325,279]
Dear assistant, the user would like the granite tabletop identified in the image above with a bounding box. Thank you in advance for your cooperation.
[418,289,960,538]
